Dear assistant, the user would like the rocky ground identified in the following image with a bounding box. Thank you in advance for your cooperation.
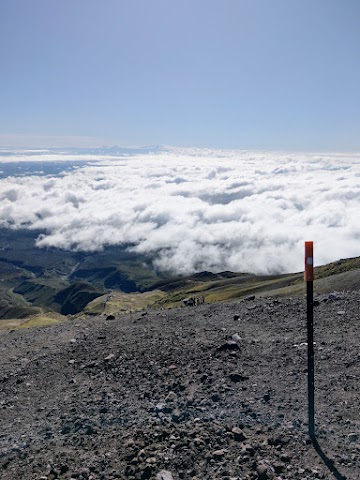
[0,292,360,480]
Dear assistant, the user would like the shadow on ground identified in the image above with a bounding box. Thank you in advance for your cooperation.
[312,438,347,480]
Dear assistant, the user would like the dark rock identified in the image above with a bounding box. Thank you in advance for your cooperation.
[211,393,221,402]
[106,314,116,320]
[232,426,246,441]
[141,465,153,479]
[60,464,69,474]
[183,297,196,306]
[229,372,249,382]
[245,295,255,301]
[84,424,96,435]
[217,341,240,352]
[273,462,285,474]
[280,452,290,463]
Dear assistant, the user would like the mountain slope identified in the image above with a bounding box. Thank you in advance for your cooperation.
[1,227,360,321]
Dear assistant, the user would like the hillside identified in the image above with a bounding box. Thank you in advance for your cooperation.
[0,292,359,479]
[1,228,360,326]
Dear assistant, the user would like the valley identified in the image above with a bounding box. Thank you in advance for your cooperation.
[1,228,360,330]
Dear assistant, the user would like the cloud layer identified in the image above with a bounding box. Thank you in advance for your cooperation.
[0,148,360,275]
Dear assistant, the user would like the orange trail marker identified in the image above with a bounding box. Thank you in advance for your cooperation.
[305,241,315,439]
[305,241,314,281]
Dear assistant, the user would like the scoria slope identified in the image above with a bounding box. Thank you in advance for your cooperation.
[1,292,360,479]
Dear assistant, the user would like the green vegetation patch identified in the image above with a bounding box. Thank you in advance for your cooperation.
[315,257,360,279]
[85,290,166,315]
[0,312,66,330]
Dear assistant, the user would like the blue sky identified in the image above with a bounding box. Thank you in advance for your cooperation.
[1,0,360,150]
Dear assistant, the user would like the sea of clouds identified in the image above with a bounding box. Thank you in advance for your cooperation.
[0,147,359,275]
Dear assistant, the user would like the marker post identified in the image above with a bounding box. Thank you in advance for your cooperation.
[305,241,315,439]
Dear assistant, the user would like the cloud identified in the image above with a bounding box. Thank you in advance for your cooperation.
[0,148,359,275]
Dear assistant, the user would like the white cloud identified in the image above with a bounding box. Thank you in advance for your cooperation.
[0,148,359,275]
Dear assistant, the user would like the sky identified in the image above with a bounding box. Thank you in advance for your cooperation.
[1,0,360,150]
[1,148,360,274]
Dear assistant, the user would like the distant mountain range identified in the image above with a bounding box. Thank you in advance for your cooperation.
[0,145,166,157]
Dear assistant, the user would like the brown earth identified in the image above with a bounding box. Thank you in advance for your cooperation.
[0,292,359,480]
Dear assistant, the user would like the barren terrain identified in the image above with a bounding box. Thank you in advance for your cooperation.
[1,292,360,479]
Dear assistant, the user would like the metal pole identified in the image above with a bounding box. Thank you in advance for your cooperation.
[307,279,315,439]
[305,241,315,439]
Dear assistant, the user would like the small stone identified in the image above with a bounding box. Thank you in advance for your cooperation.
[232,427,246,441]
[156,471,174,480]
[212,449,225,458]
[280,452,291,462]
[256,463,268,479]
[245,295,255,301]
[211,393,221,402]
[155,403,166,412]
[234,315,240,321]
[171,409,182,422]
[124,438,135,447]
[337,310,346,315]
[165,391,177,402]
[85,425,96,435]
[141,465,153,479]
[106,314,115,320]
[273,462,285,473]
[263,394,271,402]
[104,353,115,361]
[348,433,358,442]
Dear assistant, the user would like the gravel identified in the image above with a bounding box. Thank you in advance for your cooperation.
[1,292,359,479]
